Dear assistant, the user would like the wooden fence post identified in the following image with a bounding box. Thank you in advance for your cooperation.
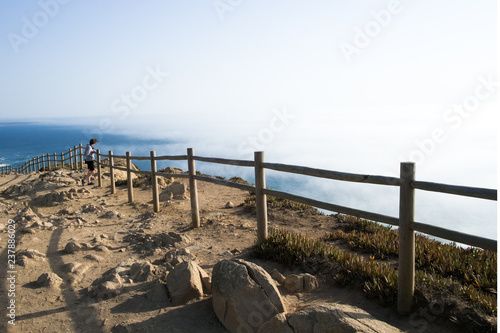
[53,153,56,169]
[60,152,64,169]
[78,143,83,170]
[150,151,159,213]
[109,151,116,194]
[96,150,102,187]
[73,146,77,170]
[187,148,200,228]
[45,153,49,170]
[126,152,134,203]
[398,162,416,315]
[254,151,268,244]
[68,149,73,170]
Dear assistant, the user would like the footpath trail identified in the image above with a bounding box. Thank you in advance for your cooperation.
[0,174,36,192]
[0,170,462,333]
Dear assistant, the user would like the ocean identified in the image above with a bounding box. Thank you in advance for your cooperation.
[0,121,497,244]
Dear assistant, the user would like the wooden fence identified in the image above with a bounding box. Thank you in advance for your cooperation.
[1,144,497,314]
[0,143,86,174]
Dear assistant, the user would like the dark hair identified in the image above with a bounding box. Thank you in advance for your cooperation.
[90,138,99,145]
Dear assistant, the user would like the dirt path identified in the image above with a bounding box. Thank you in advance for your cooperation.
[0,174,36,192]
[0,170,460,332]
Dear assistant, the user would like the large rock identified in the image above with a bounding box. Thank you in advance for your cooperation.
[287,306,372,333]
[159,182,186,201]
[258,305,402,333]
[212,259,286,333]
[166,261,204,305]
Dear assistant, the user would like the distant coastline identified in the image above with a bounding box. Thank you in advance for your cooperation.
[0,121,40,126]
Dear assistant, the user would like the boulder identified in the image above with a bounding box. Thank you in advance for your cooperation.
[159,182,186,201]
[212,259,286,333]
[287,305,378,333]
[166,261,204,305]
[258,305,401,333]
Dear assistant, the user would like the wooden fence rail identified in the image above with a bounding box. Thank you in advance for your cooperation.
[1,144,497,315]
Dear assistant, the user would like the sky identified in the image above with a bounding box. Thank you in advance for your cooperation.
[2,0,496,169]
[0,1,496,119]
[0,1,498,238]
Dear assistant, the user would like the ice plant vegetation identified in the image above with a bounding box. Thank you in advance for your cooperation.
[254,213,496,332]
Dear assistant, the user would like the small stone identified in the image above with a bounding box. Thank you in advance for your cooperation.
[36,272,63,289]
[84,254,104,262]
[94,245,110,252]
[64,241,82,254]
[303,273,319,292]
[270,269,286,284]
[225,201,235,208]
[284,274,303,293]
[283,273,318,293]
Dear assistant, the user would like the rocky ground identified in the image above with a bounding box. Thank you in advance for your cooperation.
[0,169,461,332]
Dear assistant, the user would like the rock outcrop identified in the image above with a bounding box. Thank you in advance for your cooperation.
[166,261,206,305]
[258,304,401,333]
[159,181,187,201]
[212,259,286,333]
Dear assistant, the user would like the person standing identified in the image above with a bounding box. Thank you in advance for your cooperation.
[82,138,99,185]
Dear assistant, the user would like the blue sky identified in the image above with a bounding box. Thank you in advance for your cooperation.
[1,0,497,121]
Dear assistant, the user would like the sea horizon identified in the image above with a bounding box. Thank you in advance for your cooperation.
[0,119,497,244]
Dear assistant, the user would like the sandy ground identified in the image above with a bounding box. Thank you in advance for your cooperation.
[0,170,461,333]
